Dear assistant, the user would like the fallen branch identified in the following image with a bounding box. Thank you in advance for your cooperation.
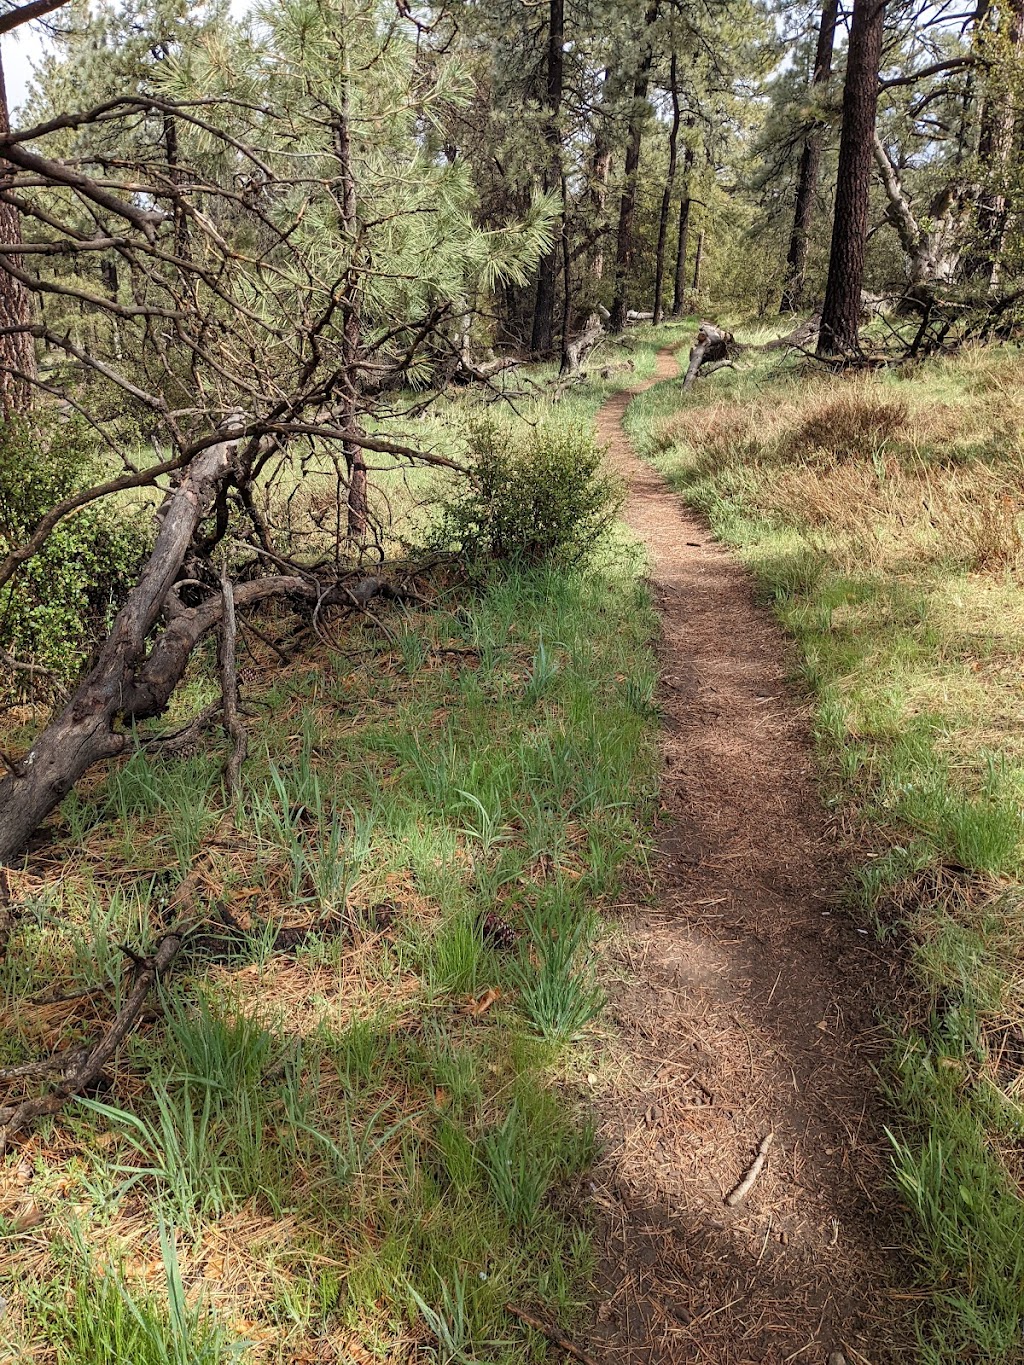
[0,931,183,1153]
[683,321,738,390]
[725,1131,774,1207]
[141,699,223,756]
[506,1305,599,1365]
[0,1046,89,1083]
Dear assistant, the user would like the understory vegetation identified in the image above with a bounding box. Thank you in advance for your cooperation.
[628,334,1024,1362]
[0,358,662,1363]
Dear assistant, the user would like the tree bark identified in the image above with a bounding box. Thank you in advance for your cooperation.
[692,228,705,293]
[0,46,37,413]
[818,0,886,356]
[972,0,1024,286]
[531,0,564,354]
[609,0,659,332]
[589,69,613,281]
[652,53,681,323]
[780,0,839,314]
[334,82,366,542]
[671,142,695,316]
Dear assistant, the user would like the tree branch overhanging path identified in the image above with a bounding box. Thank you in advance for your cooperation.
[587,348,915,1363]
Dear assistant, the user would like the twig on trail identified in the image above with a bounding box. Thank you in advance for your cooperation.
[0,931,183,1154]
[507,1305,599,1365]
[725,1131,774,1207]
[218,566,248,803]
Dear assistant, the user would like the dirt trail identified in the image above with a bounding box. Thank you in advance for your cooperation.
[587,350,913,1364]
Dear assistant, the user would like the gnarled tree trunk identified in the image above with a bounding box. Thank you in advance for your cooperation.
[872,133,964,303]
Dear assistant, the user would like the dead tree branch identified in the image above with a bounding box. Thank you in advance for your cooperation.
[0,931,183,1153]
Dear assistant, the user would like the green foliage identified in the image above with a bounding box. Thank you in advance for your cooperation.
[0,421,146,691]
[433,418,621,568]
[40,1224,238,1365]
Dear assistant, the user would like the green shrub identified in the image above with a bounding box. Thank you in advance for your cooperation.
[433,418,621,568]
[0,420,148,695]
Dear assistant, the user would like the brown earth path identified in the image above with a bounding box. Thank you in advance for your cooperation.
[586,348,916,1364]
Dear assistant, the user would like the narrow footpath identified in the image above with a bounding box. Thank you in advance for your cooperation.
[587,350,914,1364]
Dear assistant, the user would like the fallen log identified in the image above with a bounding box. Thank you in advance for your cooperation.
[765,312,822,351]
[561,311,604,375]
[683,321,738,389]
[0,479,416,865]
[0,420,243,863]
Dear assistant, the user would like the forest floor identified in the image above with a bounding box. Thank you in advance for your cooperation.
[587,349,916,1364]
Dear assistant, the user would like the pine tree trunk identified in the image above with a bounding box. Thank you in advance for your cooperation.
[530,0,564,354]
[0,48,37,414]
[652,54,681,324]
[334,93,366,542]
[780,0,839,314]
[589,69,612,281]
[973,0,1024,286]
[609,0,659,332]
[671,144,694,316]
[818,0,886,356]
[692,228,705,293]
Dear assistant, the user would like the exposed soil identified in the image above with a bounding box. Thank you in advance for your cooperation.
[586,349,915,1364]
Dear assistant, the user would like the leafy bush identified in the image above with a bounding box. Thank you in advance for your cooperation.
[0,420,148,695]
[433,418,621,568]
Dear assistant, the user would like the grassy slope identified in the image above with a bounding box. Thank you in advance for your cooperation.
[626,330,1024,1363]
[0,338,662,1363]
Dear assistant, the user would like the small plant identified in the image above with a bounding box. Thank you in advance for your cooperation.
[432,417,621,568]
[408,1273,510,1365]
[523,637,561,703]
[512,919,604,1043]
[479,1100,557,1228]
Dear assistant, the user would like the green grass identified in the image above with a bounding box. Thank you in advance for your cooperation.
[0,356,660,1363]
[625,328,1024,1361]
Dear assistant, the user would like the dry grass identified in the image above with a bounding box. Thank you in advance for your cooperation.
[650,363,1024,576]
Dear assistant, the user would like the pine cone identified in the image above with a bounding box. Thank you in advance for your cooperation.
[480,911,517,951]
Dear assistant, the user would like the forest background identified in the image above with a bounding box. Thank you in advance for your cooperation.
[1,0,1024,1362]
